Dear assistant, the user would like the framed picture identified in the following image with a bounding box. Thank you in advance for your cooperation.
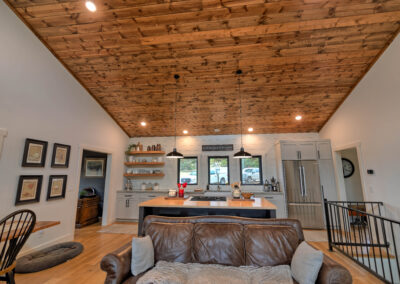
[15,175,42,205]
[47,175,67,200]
[51,143,71,168]
[84,158,105,177]
[22,138,48,167]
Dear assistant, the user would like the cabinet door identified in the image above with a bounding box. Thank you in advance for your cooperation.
[127,198,140,220]
[318,159,338,201]
[281,143,300,160]
[264,195,287,218]
[298,142,317,160]
[116,198,129,219]
[317,142,333,160]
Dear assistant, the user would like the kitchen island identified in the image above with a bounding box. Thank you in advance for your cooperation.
[138,196,277,235]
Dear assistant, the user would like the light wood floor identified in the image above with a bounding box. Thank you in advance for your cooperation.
[15,223,382,284]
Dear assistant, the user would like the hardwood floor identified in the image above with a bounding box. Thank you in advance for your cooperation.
[15,223,135,284]
[15,223,382,283]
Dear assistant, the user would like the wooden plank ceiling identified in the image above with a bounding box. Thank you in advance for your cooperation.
[6,0,400,137]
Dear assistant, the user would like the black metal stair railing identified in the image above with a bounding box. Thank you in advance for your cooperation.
[324,199,400,284]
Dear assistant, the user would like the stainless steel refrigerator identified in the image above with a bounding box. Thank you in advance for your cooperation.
[283,160,325,229]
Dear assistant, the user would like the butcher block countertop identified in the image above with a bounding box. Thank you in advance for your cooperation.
[139,196,277,210]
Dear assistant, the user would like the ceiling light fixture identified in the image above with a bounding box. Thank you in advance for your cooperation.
[85,1,96,12]
[233,69,252,159]
[166,74,184,159]
[248,127,253,132]
[183,130,188,134]
[295,115,302,121]
[140,121,146,126]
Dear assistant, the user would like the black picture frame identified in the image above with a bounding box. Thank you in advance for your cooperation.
[47,175,67,200]
[208,156,230,185]
[22,138,48,167]
[51,143,71,168]
[239,155,263,185]
[15,175,42,205]
[177,156,198,185]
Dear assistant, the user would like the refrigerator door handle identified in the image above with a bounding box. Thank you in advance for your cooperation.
[299,166,304,197]
[302,166,307,197]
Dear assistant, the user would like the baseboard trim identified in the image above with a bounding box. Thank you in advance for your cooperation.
[20,233,74,256]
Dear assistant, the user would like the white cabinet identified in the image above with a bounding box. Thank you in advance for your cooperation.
[254,193,286,218]
[317,142,333,160]
[281,141,317,160]
[116,198,139,219]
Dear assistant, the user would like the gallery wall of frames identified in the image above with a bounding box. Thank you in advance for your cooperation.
[16,138,71,205]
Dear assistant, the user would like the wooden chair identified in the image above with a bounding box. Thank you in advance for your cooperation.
[0,210,36,284]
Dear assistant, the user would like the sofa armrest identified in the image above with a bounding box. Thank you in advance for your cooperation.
[100,242,132,284]
[316,255,352,284]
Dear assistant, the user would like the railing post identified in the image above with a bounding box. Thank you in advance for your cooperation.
[324,198,333,251]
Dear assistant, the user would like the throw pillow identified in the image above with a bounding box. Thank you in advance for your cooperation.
[131,235,154,276]
[291,241,323,284]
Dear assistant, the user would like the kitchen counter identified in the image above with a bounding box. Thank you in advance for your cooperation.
[117,189,283,195]
[137,196,277,235]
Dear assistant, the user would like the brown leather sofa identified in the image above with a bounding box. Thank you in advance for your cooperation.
[101,216,352,284]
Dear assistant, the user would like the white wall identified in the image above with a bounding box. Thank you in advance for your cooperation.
[0,2,128,253]
[128,133,319,191]
[339,148,364,201]
[320,34,400,219]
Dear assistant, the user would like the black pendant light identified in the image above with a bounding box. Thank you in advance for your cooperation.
[233,69,252,159]
[166,74,184,159]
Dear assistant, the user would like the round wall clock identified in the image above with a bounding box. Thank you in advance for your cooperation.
[342,158,354,178]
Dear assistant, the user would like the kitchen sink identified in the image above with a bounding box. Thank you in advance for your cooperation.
[190,196,227,202]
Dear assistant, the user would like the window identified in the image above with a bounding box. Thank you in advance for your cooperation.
[208,156,229,185]
[177,157,198,185]
[240,156,263,185]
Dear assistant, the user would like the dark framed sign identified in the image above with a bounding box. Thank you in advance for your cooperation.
[202,144,233,151]
[51,143,71,168]
[22,138,48,167]
[15,175,42,205]
[47,175,67,200]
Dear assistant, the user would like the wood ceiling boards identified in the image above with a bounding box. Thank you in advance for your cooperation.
[5,0,400,137]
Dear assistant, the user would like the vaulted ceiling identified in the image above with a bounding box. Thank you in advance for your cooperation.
[6,0,400,137]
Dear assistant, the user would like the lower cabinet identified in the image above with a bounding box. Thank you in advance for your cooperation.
[255,194,287,218]
[116,192,161,220]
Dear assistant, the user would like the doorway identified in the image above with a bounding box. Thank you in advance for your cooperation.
[336,147,364,202]
[76,149,108,228]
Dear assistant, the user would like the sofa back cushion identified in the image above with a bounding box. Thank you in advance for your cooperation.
[193,223,245,266]
[146,222,193,263]
[244,225,299,266]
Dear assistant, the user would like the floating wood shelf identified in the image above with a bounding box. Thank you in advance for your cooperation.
[126,151,165,155]
[124,162,165,166]
[124,173,165,178]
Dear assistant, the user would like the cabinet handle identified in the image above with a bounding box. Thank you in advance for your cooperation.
[299,151,302,160]
[317,150,320,159]
[148,195,156,198]
[265,197,274,200]
[127,199,130,207]
[125,200,128,207]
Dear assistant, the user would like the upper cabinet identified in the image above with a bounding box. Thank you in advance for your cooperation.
[281,141,317,160]
[316,141,333,160]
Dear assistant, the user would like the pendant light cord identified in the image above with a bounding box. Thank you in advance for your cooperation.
[237,71,243,148]
[174,74,179,148]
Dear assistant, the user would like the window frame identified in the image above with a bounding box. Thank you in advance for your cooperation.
[177,156,199,185]
[208,156,230,185]
[239,155,263,185]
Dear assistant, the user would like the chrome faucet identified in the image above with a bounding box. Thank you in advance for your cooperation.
[217,184,221,192]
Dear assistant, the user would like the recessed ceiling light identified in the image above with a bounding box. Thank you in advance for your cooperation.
[248,127,253,132]
[295,115,302,121]
[214,129,220,133]
[183,130,188,134]
[85,1,96,12]
[140,121,146,126]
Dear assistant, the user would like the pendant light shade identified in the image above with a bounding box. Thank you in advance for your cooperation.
[233,69,252,159]
[166,74,184,159]
[166,148,183,159]
[233,147,252,158]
